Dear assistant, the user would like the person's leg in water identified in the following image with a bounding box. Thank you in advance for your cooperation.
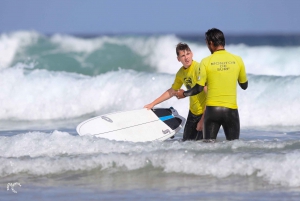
[204,106,240,141]
[182,111,203,141]
[203,106,222,141]
[222,108,240,140]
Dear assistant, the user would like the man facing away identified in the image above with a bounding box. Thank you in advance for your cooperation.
[144,43,206,141]
[176,28,248,141]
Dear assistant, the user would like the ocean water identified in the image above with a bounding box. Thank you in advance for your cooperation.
[1,31,300,200]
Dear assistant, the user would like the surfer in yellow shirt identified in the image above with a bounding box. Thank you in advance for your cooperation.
[144,43,206,141]
[176,28,248,141]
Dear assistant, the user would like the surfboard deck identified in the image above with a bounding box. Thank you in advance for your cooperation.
[76,107,185,142]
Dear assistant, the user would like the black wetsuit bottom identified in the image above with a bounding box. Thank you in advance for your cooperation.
[183,111,203,141]
[204,106,240,140]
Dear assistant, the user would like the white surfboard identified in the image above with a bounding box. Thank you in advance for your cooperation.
[76,107,186,142]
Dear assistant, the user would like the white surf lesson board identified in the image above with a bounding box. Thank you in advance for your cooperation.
[76,107,186,142]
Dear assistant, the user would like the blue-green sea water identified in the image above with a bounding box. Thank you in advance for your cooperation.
[1,31,300,201]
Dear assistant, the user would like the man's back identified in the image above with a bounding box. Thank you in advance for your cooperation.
[199,50,247,109]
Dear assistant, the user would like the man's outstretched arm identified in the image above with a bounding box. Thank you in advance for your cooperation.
[144,88,177,109]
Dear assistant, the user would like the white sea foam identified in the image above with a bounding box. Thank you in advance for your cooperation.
[0,31,299,127]
[50,33,300,76]
[1,31,300,76]
[238,74,300,127]
[0,31,39,68]
[159,150,300,187]
[0,64,184,120]
[226,44,300,76]
[1,130,300,187]
[1,130,295,158]
[51,34,107,53]
[0,64,300,128]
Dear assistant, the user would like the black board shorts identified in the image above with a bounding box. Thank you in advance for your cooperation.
[204,106,240,140]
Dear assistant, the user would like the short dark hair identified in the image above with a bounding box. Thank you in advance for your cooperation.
[176,42,191,56]
[205,28,225,47]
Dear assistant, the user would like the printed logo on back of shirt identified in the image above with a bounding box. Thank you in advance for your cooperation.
[211,61,234,71]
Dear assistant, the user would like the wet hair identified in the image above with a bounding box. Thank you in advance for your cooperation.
[205,28,225,47]
[176,42,191,56]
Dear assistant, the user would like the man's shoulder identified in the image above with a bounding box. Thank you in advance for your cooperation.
[224,51,245,67]
[175,66,185,76]
[191,60,201,69]
[225,51,243,60]
[192,60,200,65]
[199,55,212,64]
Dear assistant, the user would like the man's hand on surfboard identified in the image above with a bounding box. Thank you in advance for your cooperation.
[144,103,154,110]
[176,89,186,99]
